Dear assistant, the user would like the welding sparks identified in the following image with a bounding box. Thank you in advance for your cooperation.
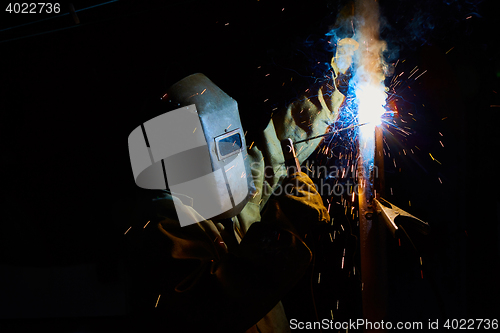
[414,70,427,81]
[304,0,449,317]
[349,0,388,167]
[155,294,161,308]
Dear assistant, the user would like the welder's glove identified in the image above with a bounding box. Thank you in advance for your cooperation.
[261,171,330,238]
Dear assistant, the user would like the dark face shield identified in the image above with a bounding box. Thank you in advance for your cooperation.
[215,130,243,160]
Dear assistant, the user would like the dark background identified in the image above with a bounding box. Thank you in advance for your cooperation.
[1,0,498,331]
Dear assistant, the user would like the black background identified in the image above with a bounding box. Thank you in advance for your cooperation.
[1,0,499,331]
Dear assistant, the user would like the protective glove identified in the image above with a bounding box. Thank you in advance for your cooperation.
[261,171,330,238]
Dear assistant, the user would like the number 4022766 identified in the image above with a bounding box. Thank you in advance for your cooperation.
[6,3,61,14]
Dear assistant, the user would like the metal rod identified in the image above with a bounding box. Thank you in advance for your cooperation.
[293,122,370,144]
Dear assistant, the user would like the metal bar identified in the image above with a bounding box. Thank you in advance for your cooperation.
[358,125,388,332]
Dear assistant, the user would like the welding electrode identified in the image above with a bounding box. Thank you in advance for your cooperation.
[293,122,370,144]
[281,122,370,175]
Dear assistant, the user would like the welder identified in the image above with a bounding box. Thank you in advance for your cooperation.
[126,40,352,331]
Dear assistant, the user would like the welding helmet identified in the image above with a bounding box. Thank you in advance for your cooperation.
[128,73,256,227]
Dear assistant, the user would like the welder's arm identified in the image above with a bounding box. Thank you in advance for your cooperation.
[213,171,330,331]
[154,172,328,332]
[155,209,311,332]
[211,221,311,332]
